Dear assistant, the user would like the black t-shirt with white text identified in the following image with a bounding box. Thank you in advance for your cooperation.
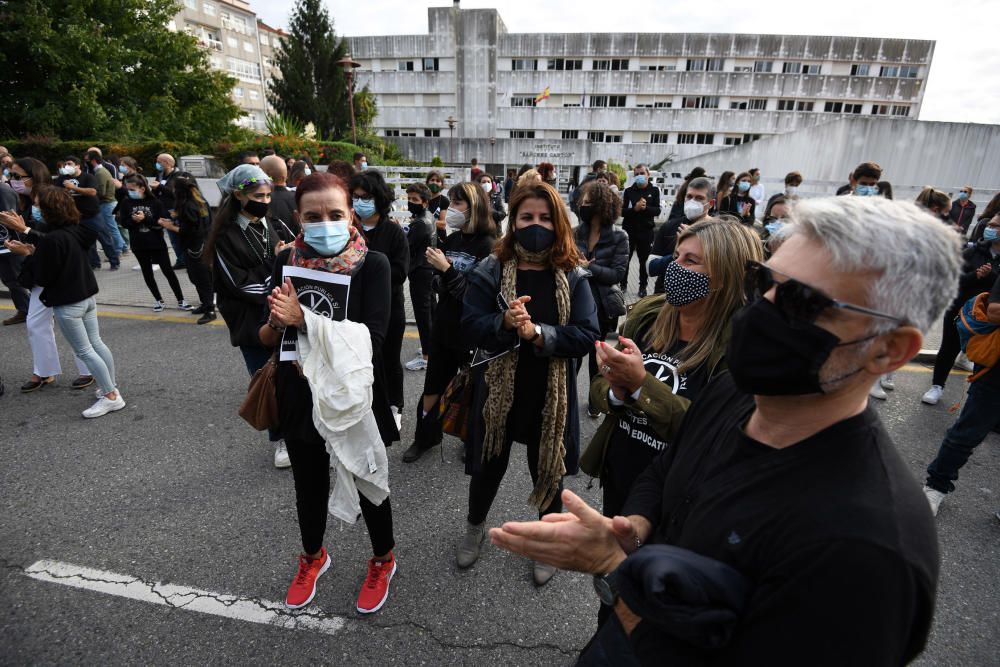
[54,173,100,219]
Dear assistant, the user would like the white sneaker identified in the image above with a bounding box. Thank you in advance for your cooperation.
[405,356,428,371]
[82,394,126,418]
[922,385,943,405]
[274,441,291,468]
[391,405,402,431]
[923,486,945,516]
[152,301,164,312]
[880,373,895,391]
[95,388,123,400]
[178,299,193,311]
[869,380,887,400]
[955,353,974,372]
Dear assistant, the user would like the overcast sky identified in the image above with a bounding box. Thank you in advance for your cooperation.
[253,0,1000,125]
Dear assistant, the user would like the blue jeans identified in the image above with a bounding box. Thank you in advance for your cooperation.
[53,296,117,395]
[100,201,126,253]
[240,344,281,442]
[82,215,120,268]
[926,380,1000,494]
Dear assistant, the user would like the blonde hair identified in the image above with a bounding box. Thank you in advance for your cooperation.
[647,217,764,372]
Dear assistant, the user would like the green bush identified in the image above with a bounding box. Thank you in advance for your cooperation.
[1,138,200,176]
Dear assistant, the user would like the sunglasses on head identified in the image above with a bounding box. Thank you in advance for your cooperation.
[745,261,904,325]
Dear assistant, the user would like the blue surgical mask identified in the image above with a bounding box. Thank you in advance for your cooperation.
[302,221,350,256]
[31,205,44,223]
[958,191,969,201]
[983,228,999,242]
[118,165,128,175]
[127,190,143,200]
[634,175,648,187]
[738,181,751,193]
[855,185,878,197]
[360,161,368,171]
[765,220,785,236]
[155,163,163,172]
[353,198,376,220]
[2,168,9,178]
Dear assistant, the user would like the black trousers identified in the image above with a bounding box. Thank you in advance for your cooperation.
[416,339,470,447]
[285,436,396,557]
[0,253,29,314]
[467,434,564,525]
[385,294,406,408]
[185,252,215,310]
[932,309,962,387]
[134,249,183,302]
[623,229,653,292]
[408,268,436,353]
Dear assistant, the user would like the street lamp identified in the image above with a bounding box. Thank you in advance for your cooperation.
[446,115,459,164]
[337,53,361,144]
[489,136,496,166]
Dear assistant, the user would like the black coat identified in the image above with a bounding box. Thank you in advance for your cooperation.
[268,186,299,241]
[948,240,1000,313]
[461,255,600,476]
[622,184,662,235]
[949,200,977,232]
[212,218,280,347]
[574,221,629,320]
[32,225,99,307]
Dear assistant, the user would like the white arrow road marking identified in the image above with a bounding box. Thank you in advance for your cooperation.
[24,560,346,636]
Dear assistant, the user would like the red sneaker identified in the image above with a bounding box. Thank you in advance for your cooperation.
[356,553,397,614]
[285,548,331,609]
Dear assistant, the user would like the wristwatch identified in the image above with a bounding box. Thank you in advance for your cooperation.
[529,324,542,342]
[592,571,619,607]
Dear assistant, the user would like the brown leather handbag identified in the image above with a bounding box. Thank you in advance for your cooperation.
[238,351,279,431]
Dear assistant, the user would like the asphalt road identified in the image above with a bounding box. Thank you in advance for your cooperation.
[0,305,997,666]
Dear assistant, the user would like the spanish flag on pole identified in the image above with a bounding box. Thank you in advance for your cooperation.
[534,86,551,105]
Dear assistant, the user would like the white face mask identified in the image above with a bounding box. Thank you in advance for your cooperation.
[683,199,706,221]
[481,182,492,194]
[60,165,76,176]
[445,207,467,229]
[786,186,798,197]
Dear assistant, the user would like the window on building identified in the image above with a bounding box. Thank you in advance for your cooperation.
[796,101,814,111]
[590,95,608,107]
[730,101,747,110]
[777,99,795,111]
[803,64,821,75]
[782,62,802,74]
[227,36,238,48]
[562,102,581,108]
[424,129,440,137]
[639,64,666,71]
[824,101,843,113]
[562,130,579,139]
[899,66,919,78]
[511,96,537,107]
[734,66,752,73]
[604,134,623,143]
[677,133,696,144]
[384,130,400,137]
[263,56,273,69]
[748,98,767,110]
[743,133,761,143]
[249,89,259,100]
[879,65,899,77]
[587,131,605,142]
[203,2,215,15]
[400,131,417,137]
[850,64,870,76]
[512,59,538,71]
[844,103,862,114]
[510,130,535,139]
[423,58,439,71]
[870,104,889,115]
[592,59,630,71]
[650,132,670,144]
[259,33,269,46]
[686,58,723,71]
[608,95,626,107]
[754,61,773,73]
[228,57,262,82]
[654,101,672,108]
[233,86,244,98]
[696,133,715,144]
[184,0,196,8]
[243,41,254,53]
[682,96,719,109]
[724,137,743,146]
[891,105,911,117]
[548,58,583,70]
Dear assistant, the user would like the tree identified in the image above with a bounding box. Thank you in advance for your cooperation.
[268,0,375,141]
[0,0,242,143]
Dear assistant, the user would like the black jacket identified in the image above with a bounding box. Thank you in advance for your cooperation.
[948,240,1000,313]
[405,210,436,275]
[174,200,210,253]
[574,221,629,320]
[268,186,299,241]
[118,196,168,252]
[432,230,495,349]
[212,218,280,347]
[949,200,977,232]
[720,193,756,224]
[488,190,507,226]
[622,184,661,234]
[461,256,600,476]
[362,218,409,319]
[32,225,99,307]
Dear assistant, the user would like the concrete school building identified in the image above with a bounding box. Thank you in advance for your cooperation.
[345,1,934,182]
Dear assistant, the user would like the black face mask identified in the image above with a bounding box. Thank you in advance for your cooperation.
[727,297,871,396]
[407,202,426,217]
[514,224,556,253]
[578,205,595,224]
[242,198,269,219]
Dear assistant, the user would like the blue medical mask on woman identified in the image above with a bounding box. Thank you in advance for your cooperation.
[958,191,969,201]
[127,190,143,200]
[738,181,751,193]
[765,220,785,236]
[855,185,878,197]
[302,221,350,256]
[983,227,999,242]
[353,198,376,220]
[634,175,648,187]
[31,205,44,223]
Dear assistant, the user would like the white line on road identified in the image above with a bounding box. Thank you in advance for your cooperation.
[24,560,346,636]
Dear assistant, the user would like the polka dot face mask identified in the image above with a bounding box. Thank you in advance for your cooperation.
[664,260,711,307]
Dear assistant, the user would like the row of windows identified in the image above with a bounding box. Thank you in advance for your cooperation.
[381,128,762,145]
[228,56,262,82]
[506,58,920,77]
[398,58,440,71]
[507,95,910,115]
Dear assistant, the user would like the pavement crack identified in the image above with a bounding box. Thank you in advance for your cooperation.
[367,617,579,658]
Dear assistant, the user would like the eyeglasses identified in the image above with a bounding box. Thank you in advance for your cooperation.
[352,193,373,202]
[745,261,904,325]
[8,173,29,181]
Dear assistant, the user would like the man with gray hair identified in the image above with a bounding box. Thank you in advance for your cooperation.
[489,195,961,664]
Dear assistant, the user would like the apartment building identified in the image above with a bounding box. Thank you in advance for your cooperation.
[345,3,934,173]
[171,0,270,131]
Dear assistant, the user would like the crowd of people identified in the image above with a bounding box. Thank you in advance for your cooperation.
[2,142,999,664]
